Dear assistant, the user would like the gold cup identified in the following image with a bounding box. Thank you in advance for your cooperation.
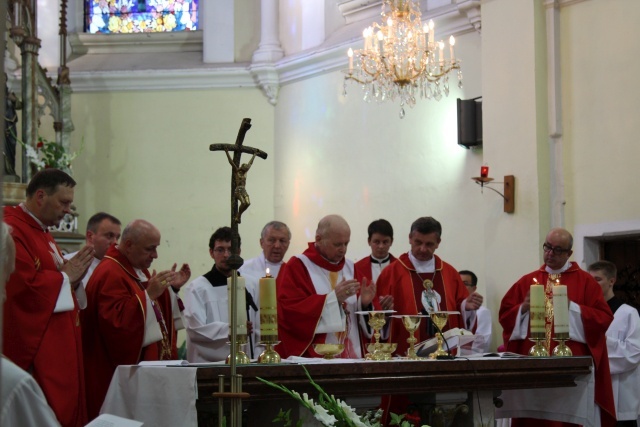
[366,311,388,361]
[402,315,423,360]
[429,312,450,359]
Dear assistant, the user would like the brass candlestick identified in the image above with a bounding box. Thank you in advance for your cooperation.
[552,332,572,357]
[258,336,281,364]
[226,334,250,365]
[528,332,549,357]
[429,312,450,359]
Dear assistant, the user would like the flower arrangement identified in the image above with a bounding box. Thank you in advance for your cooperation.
[19,135,83,175]
[257,366,430,427]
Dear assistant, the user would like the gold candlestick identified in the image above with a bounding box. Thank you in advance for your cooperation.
[529,331,549,357]
[226,334,250,365]
[258,336,281,364]
[552,332,572,357]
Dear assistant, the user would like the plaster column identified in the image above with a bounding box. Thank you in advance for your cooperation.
[250,0,284,105]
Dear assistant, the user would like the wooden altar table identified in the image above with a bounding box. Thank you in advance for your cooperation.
[100,357,593,427]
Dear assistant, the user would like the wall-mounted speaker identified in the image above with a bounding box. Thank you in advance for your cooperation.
[457,97,482,149]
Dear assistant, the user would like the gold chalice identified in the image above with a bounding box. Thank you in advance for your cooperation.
[367,311,388,361]
[313,343,345,359]
[402,315,424,360]
[429,312,450,359]
[367,342,398,360]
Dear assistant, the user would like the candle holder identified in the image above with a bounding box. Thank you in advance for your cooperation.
[258,336,281,364]
[226,334,251,365]
[552,333,572,357]
[528,332,549,357]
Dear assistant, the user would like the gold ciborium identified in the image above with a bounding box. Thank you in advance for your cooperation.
[429,312,450,359]
[313,343,345,359]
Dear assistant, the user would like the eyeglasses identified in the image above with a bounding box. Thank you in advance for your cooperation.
[213,247,232,255]
[542,243,571,255]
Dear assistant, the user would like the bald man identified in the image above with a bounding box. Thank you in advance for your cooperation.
[277,215,375,359]
[499,228,616,427]
[81,219,191,421]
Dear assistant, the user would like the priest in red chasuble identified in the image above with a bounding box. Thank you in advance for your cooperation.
[376,216,483,357]
[499,228,616,427]
[277,214,376,359]
[82,219,191,421]
[3,169,95,427]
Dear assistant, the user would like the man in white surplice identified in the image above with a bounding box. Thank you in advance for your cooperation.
[183,227,259,362]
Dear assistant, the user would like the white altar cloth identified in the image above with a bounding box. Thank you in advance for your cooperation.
[101,365,198,427]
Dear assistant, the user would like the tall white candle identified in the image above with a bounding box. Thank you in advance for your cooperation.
[530,283,545,334]
[227,276,247,335]
[449,35,455,61]
[259,270,278,337]
[552,284,569,335]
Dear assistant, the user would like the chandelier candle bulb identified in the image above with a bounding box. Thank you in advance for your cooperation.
[259,269,278,337]
[438,41,444,62]
[428,19,434,43]
[348,48,353,72]
[449,35,455,61]
[227,276,247,335]
[530,283,545,334]
[553,284,569,335]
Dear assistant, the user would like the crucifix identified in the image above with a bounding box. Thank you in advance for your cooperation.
[210,117,268,268]
[209,118,268,427]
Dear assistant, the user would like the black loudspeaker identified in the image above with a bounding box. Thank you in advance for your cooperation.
[457,97,482,149]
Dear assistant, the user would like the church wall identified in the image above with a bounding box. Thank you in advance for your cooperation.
[68,87,276,276]
[559,0,640,232]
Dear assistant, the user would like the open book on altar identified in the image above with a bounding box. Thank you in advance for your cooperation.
[415,328,477,357]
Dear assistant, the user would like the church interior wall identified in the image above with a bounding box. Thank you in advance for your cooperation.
[559,0,640,231]
[68,88,276,276]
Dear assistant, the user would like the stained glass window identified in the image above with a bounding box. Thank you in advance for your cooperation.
[85,1,199,34]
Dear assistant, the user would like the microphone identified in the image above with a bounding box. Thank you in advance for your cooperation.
[245,289,258,311]
[431,318,455,360]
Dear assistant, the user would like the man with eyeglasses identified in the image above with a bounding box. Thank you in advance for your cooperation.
[183,227,259,362]
[499,228,616,427]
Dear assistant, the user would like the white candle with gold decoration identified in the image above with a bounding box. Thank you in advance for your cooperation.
[552,284,569,335]
[259,269,278,338]
[227,276,247,335]
[530,280,545,334]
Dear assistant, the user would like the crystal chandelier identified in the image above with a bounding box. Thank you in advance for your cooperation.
[343,0,462,118]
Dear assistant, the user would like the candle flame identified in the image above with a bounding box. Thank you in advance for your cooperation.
[532,278,538,284]
[266,268,270,276]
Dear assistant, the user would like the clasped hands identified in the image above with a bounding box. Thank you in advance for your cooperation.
[147,263,191,300]
[61,245,95,289]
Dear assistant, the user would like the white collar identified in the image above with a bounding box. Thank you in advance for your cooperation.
[408,251,435,273]
[545,260,572,275]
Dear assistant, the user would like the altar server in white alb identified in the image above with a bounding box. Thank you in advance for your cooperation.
[239,221,291,282]
[589,260,640,427]
[183,227,260,362]
[459,270,492,353]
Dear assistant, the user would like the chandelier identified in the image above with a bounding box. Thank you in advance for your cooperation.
[343,0,462,118]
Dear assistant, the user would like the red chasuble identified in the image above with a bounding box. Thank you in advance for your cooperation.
[499,263,616,427]
[376,253,469,356]
[82,245,178,421]
[3,205,87,427]
[276,243,359,358]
